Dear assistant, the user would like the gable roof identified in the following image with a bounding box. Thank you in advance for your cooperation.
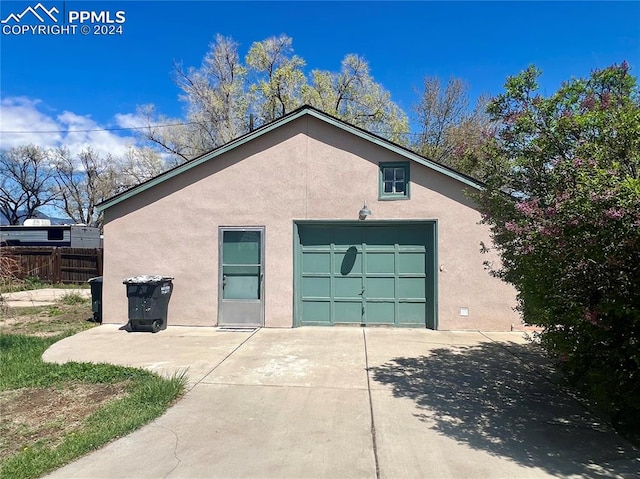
[97,105,484,212]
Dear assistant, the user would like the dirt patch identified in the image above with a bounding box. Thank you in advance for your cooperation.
[0,382,129,460]
[0,303,96,337]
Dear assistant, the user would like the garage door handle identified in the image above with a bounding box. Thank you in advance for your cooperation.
[359,289,365,296]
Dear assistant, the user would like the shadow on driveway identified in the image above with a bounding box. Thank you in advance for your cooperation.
[370,341,638,478]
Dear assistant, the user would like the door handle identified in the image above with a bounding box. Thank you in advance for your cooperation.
[222,275,227,288]
[359,288,365,296]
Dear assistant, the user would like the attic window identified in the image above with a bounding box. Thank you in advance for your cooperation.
[379,162,409,200]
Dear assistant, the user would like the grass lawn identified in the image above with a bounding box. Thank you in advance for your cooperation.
[0,295,186,479]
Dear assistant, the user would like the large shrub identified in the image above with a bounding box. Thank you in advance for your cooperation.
[478,63,640,428]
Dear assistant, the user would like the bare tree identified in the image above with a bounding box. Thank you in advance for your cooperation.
[117,146,166,186]
[0,145,58,224]
[138,35,249,163]
[412,77,490,173]
[50,146,165,228]
[51,147,120,227]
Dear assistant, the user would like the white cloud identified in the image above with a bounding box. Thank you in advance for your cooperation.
[0,97,62,148]
[114,112,147,130]
[0,96,142,158]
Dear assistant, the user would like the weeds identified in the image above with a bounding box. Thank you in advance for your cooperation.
[23,277,44,290]
[0,322,186,479]
[59,292,89,306]
[0,255,21,298]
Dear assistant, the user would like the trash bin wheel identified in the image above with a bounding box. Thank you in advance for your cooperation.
[151,319,162,333]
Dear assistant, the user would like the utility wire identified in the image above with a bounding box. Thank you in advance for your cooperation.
[0,121,426,137]
[0,121,200,135]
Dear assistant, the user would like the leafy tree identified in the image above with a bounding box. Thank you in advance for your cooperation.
[246,34,307,123]
[412,76,492,175]
[139,34,408,163]
[0,145,58,224]
[477,63,640,428]
[181,34,248,145]
[304,54,409,144]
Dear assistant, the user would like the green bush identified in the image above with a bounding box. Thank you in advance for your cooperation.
[476,63,640,430]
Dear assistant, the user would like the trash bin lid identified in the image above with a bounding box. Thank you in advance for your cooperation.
[88,276,103,283]
[123,275,174,284]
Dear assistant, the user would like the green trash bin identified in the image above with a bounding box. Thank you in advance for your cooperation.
[123,275,174,333]
[88,276,103,323]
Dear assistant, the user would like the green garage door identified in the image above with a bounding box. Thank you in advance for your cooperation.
[296,222,436,328]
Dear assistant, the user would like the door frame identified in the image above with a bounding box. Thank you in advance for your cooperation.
[218,226,265,328]
[293,220,438,329]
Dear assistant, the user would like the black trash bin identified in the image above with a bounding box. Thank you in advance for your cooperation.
[123,275,174,333]
[88,276,103,323]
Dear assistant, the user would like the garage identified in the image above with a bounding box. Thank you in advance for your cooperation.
[295,222,437,328]
[99,107,518,330]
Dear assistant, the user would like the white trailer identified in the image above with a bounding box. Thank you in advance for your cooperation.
[0,223,102,248]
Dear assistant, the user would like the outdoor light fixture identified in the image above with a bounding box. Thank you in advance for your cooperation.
[358,203,371,220]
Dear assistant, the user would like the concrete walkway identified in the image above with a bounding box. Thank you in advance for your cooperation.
[43,326,639,479]
[1,288,91,308]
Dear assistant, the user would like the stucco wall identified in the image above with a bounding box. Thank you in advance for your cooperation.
[102,115,518,330]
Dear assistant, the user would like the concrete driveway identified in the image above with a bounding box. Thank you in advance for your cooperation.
[43,326,638,479]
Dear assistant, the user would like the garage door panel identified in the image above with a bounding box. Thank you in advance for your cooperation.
[302,301,331,323]
[398,252,426,274]
[302,252,331,274]
[398,302,427,324]
[366,302,395,323]
[366,277,395,299]
[303,277,331,298]
[335,248,362,276]
[365,252,395,273]
[334,302,362,323]
[398,277,426,299]
[334,276,362,298]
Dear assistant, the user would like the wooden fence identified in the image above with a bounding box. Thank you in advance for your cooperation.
[0,247,103,283]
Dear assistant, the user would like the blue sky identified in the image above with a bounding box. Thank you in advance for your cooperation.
[1,1,639,154]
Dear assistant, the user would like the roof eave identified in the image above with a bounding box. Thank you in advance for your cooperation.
[96,108,312,213]
[97,106,483,213]
[302,109,484,191]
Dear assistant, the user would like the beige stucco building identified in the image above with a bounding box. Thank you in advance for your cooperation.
[98,106,518,330]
